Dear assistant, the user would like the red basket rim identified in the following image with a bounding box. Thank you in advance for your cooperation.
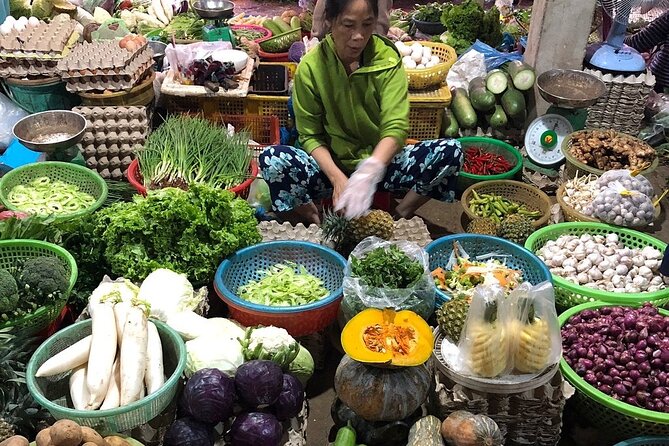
[231,24,273,42]
[127,158,258,197]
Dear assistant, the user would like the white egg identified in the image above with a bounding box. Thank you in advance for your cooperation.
[402,55,414,66]
[17,16,28,25]
[420,55,430,66]
[422,47,432,59]
[411,49,422,63]
[4,16,16,26]
[410,42,423,53]
[0,23,11,35]
[399,44,412,57]
[28,17,39,27]
[430,55,440,64]
[425,61,436,68]
[404,59,417,69]
[416,64,426,69]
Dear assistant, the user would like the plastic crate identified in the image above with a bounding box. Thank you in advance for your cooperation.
[214,113,280,161]
[613,438,669,446]
[251,63,289,95]
[408,86,452,140]
[163,95,246,117]
[246,94,291,127]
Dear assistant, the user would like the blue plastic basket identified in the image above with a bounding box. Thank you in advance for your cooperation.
[613,437,669,446]
[425,234,552,307]
[214,241,347,337]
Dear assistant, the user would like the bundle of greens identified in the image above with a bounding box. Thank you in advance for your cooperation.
[440,0,503,54]
[413,2,447,22]
[350,245,424,289]
[138,115,253,191]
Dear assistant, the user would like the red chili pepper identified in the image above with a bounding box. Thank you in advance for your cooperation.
[463,146,513,175]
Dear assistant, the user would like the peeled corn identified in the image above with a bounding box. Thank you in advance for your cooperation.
[513,319,550,373]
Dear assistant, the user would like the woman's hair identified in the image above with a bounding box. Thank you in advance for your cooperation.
[324,0,379,22]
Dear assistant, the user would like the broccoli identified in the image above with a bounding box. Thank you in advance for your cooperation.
[18,257,69,305]
[0,269,19,314]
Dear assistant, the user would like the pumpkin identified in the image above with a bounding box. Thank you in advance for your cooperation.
[440,411,503,446]
[334,354,432,422]
[407,415,444,446]
[340,308,434,367]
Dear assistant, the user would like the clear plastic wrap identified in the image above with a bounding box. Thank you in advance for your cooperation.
[457,284,511,378]
[341,237,435,322]
[509,281,561,375]
[587,181,656,227]
[595,169,655,197]
[0,93,29,150]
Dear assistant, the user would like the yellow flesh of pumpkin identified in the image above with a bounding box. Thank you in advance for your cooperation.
[341,308,434,367]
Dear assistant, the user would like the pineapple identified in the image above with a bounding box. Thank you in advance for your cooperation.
[321,209,394,254]
[465,301,508,378]
[513,298,551,373]
[436,295,471,343]
[466,218,499,236]
[0,418,14,443]
[498,214,534,245]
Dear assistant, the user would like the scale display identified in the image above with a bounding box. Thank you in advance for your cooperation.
[524,114,574,166]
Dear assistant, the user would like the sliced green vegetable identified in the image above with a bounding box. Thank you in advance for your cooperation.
[7,177,95,216]
[238,262,329,306]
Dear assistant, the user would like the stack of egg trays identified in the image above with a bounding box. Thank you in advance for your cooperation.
[74,105,148,180]
[0,16,78,78]
[58,41,154,92]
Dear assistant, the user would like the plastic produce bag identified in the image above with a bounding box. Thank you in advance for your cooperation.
[456,284,511,378]
[341,237,435,322]
[91,18,131,40]
[0,93,28,151]
[461,40,523,71]
[596,169,654,197]
[509,281,561,375]
[446,49,486,90]
[587,181,656,227]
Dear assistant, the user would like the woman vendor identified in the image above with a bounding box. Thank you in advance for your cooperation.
[259,0,463,224]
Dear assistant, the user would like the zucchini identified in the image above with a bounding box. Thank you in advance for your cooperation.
[290,16,301,30]
[487,104,508,129]
[501,81,527,119]
[263,19,283,36]
[442,108,460,137]
[273,16,292,33]
[451,88,478,129]
[486,69,508,95]
[506,60,536,91]
[334,423,357,446]
[468,77,496,112]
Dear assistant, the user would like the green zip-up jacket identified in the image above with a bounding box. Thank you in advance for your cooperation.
[292,34,410,173]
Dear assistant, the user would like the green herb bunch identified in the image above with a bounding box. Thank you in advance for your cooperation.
[350,245,424,289]
[413,2,447,23]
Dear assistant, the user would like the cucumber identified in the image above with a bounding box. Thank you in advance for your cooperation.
[501,81,527,119]
[506,60,536,91]
[334,423,357,446]
[263,19,283,36]
[486,69,508,95]
[290,15,301,30]
[468,77,496,112]
[442,108,460,137]
[273,16,292,33]
[486,104,508,129]
[450,88,478,130]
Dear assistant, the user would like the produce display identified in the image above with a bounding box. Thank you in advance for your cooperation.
[432,257,522,297]
[396,41,442,70]
[462,146,513,175]
[568,129,657,171]
[321,209,395,255]
[561,174,600,214]
[237,262,329,306]
[258,12,303,54]
[6,178,95,217]
[467,191,543,223]
[183,58,238,91]
[439,0,503,53]
[411,2,446,24]
[31,420,134,446]
[536,232,667,292]
[350,245,423,289]
[562,304,669,413]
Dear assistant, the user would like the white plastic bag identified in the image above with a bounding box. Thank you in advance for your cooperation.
[0,93,29,150]
[445,50,486,90]
[596,169,654,197]
[587,181,655,227]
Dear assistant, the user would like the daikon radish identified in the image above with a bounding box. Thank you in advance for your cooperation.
[86,303,117,408]
[145,321,165,395]
[36,335,92,377]
[151,0,169,25]
[120,306,148,406]
[69,365,91,410]
[114,301,132,345]
[100,358,121,410]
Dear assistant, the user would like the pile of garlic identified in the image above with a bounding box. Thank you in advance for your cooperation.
[537,233,667,293]
[394,41,441,70]
[561,174,599,214]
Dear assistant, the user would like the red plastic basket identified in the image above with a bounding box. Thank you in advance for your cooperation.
[231,24,272,42]
[258,48,290,62]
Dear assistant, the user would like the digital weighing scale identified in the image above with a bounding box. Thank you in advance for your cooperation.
[524,69,607,167]
[192,0,236,44]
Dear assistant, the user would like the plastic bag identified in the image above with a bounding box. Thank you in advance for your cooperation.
[341,237,435,322]
[587,181,656,227]
[164,41,235,76]
[246,178,272,211]
[461,40,523,71]
[596,169,655,197]
[0,93,28,150]
[91,18,131,40]
[509,281,561,374]
[456,284,511,378]
[445,49,486,90]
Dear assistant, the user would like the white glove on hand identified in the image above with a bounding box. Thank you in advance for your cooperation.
[335,157,386,218]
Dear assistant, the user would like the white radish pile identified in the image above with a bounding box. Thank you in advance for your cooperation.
[0,16,40,35]
[395,41,441,70]
[35,301,165,411]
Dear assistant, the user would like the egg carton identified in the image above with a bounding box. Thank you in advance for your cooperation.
[62,59,154,93]
[0,16,77,55]
[75,106,149,141]
[81,145,140,179]
[58,40,150,75]
[74,105,148,123]
[0,58,60,78]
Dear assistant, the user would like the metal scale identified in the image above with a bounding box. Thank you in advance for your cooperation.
[192,0,236,44]
[524,69,607,167]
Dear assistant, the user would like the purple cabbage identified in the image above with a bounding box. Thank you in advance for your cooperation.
[163,418,214,446]
[230,412,283,446]
[272,374,305,421]
[235,360,284,408]
[181,368,236,424]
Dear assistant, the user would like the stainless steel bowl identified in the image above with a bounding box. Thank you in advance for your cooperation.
[192,0,235,19]
[12,111,86,153]
[537,69,607,109]
[148,40,167,70]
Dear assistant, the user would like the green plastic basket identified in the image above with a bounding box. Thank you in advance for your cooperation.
[0,162,108,221]
[26,319,186,435]
[560,302,669,439]
[456,136,523,193]
[524,222,669,309]
[0,240,77,335]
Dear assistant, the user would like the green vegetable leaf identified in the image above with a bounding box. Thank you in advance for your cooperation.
[350,245,424,289]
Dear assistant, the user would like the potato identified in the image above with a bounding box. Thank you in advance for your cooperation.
[0,435,29,446]
[103,437,131,446]
[50,420,82,446]
[35,428,52,446]
[80,427,107,446]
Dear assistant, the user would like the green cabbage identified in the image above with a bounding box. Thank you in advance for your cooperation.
[287,345,314,387]
[185,335,244,378]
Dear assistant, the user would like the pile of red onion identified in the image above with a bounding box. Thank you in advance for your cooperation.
[562,303,669,413]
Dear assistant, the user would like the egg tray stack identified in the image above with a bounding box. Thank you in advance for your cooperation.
[73,105,149,180]
[57,41,154,93]
[0,16,78,78]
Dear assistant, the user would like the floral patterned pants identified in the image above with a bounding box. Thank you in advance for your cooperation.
[258,140,463,212]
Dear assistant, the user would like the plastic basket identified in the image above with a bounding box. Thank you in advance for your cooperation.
[457,137,523,192]
[4,77,81,113]
[425,234,551,307]
[163,95,246,116]
[613,437,669,446]
[461,180,552,228]
[214,241,346,337]
[559,302,669,439]
[251,63,289,95]
[257,49,290,62]
[258,28,301,54]
[26,319,186,435]
[525,222,669,309]
[231,24,272,42]
[561,130,659,179]
[245,94,290,126]
[0,240,77,336]
[404,42,457,90]
[407,85,452,140]
[412,19,446,35]
[0,162,108,221]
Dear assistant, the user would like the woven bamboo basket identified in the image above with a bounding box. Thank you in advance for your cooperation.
[556,184,599,223]
[405,42,457,90]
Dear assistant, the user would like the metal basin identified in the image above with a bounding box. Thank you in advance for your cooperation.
[537,69,607,109]
[12,111,86,153]
[192,0,234,20]
[148,40,167,70]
